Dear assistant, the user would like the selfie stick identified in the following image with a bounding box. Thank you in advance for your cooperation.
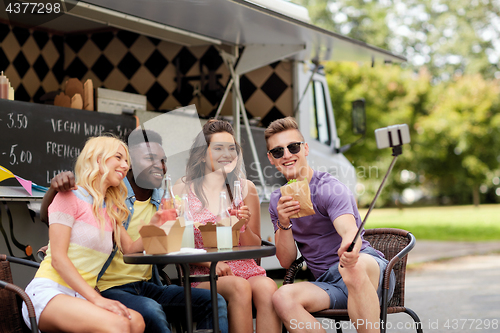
[346,124,410,253]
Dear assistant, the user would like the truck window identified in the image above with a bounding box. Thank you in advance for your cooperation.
[309,80,332,146]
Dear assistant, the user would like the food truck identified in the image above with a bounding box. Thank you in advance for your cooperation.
[0,0,405,278]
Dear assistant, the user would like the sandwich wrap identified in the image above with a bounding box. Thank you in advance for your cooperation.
[280,178,315,218]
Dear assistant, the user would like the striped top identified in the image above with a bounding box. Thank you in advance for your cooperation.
[35,188,115,289]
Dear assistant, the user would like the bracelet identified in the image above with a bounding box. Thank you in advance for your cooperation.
[277,220,292,230]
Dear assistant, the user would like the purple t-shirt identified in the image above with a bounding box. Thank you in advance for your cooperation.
[269,170,375,279]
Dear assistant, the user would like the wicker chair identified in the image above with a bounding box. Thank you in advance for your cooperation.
[282,228,423,333]
[0,254,39,333]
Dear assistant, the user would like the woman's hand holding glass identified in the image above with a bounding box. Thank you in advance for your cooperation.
[235,204,250,223]
[230,202,251,233]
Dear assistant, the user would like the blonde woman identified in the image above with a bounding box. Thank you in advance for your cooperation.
[22,136,157,333]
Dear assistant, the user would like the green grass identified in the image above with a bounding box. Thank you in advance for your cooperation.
[358,204,500,241]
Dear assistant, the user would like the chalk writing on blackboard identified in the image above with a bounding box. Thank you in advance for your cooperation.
[0,99,137,187]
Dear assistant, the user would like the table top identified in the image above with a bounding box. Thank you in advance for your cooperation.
[123,245,276,265]
[0,186,46,201]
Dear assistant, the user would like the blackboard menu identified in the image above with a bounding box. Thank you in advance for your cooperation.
[0,99,137,187]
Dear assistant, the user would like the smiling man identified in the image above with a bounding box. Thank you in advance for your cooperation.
[40,129,228,333]
[265,117,395,333]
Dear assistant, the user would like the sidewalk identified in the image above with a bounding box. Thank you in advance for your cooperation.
[333,242,500,333]
[392,253,500,333]
[407,240,500,265]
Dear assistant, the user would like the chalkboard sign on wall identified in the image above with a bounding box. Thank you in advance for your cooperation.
[0,100,137,187]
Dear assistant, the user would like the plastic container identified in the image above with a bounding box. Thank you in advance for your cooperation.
[181,194,195,248]
[216,191,232,250]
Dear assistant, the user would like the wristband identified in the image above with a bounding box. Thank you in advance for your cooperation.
[277,220,292,230]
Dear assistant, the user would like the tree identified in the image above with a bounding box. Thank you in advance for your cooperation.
[325,61,500,206]
[296,0,500,206]
[324,62,433,206]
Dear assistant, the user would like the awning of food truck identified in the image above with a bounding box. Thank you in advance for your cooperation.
[5,0,405,73]
[1,0,406,193]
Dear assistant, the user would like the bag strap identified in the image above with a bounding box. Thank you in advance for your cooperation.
[96,209,134,283]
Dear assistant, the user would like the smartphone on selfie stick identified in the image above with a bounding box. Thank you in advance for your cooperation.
[345,124,411,253]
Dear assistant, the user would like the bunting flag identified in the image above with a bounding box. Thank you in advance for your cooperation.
[0,165,33,195]
[0,165,15,182]
[14,176,33,196]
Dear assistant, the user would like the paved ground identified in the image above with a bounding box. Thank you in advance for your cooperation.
[407,240,500,265]
[321,241,500,333]
[397,254,500,333]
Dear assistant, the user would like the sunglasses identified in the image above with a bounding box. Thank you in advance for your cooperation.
[267,142,305,159]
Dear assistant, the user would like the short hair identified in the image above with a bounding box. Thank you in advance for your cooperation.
[264,117,303,148]
[127,128,162,148]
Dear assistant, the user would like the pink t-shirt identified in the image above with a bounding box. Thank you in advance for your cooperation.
[36,188,114,289]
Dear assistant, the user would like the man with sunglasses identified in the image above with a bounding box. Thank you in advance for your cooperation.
[265,117,394,333]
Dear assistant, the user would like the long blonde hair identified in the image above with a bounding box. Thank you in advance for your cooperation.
[184,119,244,210]
[74,136,130,249]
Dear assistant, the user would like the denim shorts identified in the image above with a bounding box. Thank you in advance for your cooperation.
[311,246,396,309]
[22,278,86,332]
